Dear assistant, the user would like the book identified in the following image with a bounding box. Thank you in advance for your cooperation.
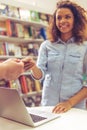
[4,42,8,55]
[30,10,40,22]
[19,8,30,21]
[15,23,24,38]
[7,5,20,18]
[5,42,22,56]
[23,96,35,107]
[6,43,15,56]
[23,27,30,38]
[30,26,42,39]
[14,45,22,56]
[8,79,22,94]
[26,75,35,92]
[0,21,7,35]
[34,80,42,92]
[0,3,8,16]
[10,22,17,37]
[39,12,49,25]
[34,95,42,106]
[33,43,39,56]
[6,20,17,37]
[27,26,33,37]
[5,20,12,36]
[0,42,6,55]
[19,75,29,94]
[28,43,34,56]
[21,45,29,56]
[14,79,22,94]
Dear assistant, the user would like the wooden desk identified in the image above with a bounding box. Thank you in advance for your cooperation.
[0,107,87,130]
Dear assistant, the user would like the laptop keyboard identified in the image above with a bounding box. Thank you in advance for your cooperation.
[30,113,47,123]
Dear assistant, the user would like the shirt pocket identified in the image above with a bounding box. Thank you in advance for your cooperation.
[66,53,82,75]
[48,52,62,63]
[68,53,81,64]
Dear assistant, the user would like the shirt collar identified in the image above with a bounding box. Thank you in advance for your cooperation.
[57,37,75,44]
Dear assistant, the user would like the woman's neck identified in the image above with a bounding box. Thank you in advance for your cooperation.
[61,33,73,42]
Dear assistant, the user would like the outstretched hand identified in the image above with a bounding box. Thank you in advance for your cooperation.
[22,56,36,71]
[2,58,24,80]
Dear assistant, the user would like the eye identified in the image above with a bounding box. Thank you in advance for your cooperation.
[57,15,62,20]
[65,15,72,19]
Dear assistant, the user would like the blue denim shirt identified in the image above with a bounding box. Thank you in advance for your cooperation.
[36,38,87,109]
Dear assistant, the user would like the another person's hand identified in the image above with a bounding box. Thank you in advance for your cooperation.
[52,100,72,113]
[2,58,24,80]
[22,56,36,71]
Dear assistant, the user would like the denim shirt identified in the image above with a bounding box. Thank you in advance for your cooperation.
[36,38,87,109]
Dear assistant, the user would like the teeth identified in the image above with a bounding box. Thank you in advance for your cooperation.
[61,25,67,27]
[60,25,68,29]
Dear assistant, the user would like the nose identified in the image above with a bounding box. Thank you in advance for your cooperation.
[60,18,66,24]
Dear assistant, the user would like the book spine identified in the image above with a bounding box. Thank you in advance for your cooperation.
[34,80,41,92]
[25,75,35,92]
[0,42,6,55]
[19,75,29,94]
[5,19,12,36]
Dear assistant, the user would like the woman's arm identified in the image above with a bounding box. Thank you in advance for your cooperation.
[52,87,87,113]
[68,86,87,107]
[22,41,48,80]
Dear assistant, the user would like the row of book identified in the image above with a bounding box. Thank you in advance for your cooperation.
[0,42,40,56]
[0,75,42,94]
[23,95,42,107]
[0,20,47,40]
[0,3,50,25]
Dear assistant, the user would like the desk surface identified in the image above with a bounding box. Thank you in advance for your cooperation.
[0,107,87,130]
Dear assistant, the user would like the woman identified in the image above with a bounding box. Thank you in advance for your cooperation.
[23,0,87,113]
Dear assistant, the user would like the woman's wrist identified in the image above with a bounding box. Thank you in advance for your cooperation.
[31,65,42,79]
[67,100,73,107]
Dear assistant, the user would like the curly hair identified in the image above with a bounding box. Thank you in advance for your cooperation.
[47,0,87,44]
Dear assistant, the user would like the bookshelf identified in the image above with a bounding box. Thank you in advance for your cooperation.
[0,35,44,44]
[0,3,50,106]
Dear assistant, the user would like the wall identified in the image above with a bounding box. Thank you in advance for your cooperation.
[0,0,87,14]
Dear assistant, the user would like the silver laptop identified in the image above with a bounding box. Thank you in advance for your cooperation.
[0,87,60,127]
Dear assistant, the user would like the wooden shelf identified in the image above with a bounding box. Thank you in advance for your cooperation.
[0,15,48,28]
[21,90,42,98]
[0,55,37,60]
[0,55,25,59]
[0,35,44,44]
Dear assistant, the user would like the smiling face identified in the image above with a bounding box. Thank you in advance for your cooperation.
[56,8,74,40]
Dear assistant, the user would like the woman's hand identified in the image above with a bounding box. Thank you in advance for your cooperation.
[22,56,36,71]
[52,100,72,113]
[22,56,42,79]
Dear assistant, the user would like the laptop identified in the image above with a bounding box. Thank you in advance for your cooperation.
[0,87,60,127]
